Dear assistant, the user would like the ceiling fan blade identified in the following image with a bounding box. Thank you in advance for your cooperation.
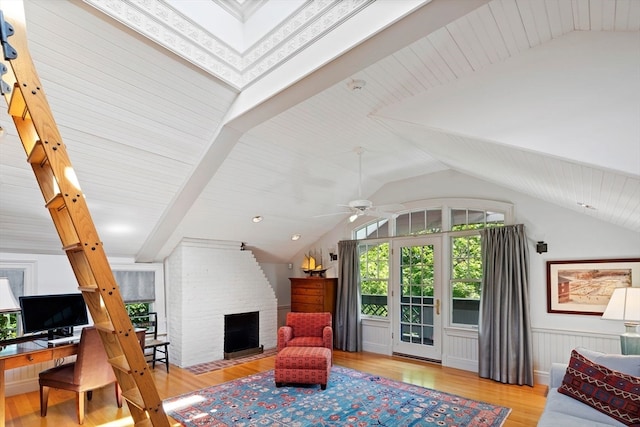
[313,211,350,219]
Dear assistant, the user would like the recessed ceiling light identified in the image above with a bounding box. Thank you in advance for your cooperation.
[252,216,263,223]
[291,234,301,241]
[577,202,596,210]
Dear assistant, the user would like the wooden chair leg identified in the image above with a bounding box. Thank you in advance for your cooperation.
[152,347,157,369]
[76,391,86,424]
[40,385,49,416]
[164,344,169,372]
[115,383,123,407]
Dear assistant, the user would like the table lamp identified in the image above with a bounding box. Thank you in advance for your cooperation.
[601,287,640,355]
[0,277,20,313]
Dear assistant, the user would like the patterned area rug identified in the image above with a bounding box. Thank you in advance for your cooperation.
[185,348,277,375]
[164,366,511,426]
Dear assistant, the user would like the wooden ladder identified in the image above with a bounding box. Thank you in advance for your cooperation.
[0,3,170,426]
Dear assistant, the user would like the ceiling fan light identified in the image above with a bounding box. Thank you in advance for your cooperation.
[349,213,359,222]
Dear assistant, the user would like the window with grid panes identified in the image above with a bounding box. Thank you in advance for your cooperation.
[395,208,442,236]
[359,241,390,317]
[450,209,504,326]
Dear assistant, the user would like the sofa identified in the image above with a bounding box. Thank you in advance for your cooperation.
[538,347,640,426]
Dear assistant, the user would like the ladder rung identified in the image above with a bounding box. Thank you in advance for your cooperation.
[62,242,83,252]
[109,355,132,374]
[45,193,65,210]
[122,387,145,410]
[78,285,99,292]
[25,140,45,164]
[93,321,115,334]
[7,82,30,119]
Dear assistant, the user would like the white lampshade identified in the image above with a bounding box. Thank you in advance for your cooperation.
[602,287,640,355]
[602,287,640,322]
[0,277,20,313]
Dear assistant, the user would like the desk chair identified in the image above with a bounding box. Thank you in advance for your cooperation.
[143,312,170,372]
[39,327,122,424]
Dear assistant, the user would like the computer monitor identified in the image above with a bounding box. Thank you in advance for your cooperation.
[19,293,89,340]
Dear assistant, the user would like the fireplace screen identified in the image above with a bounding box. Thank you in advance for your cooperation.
[224,311,261,359]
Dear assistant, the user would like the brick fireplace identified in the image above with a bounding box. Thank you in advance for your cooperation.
[166,238,278,367]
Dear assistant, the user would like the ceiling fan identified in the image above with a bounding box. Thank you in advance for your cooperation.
[322,147,403,223]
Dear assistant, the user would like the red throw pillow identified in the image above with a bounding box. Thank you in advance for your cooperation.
[558,349,640,426]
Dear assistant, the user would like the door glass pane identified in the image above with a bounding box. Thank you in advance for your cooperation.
[422,326,434,345]
[398,244,435,347]
[422,305,433,325]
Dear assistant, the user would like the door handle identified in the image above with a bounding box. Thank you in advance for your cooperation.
[435,299,440,315]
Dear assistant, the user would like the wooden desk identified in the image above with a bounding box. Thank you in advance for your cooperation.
[0,340,78,427]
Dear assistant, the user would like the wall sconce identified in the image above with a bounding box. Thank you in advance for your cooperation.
[329,252,337,261]
[536,241,548,254]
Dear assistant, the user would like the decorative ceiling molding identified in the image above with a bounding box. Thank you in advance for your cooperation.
[83,0,373,89]
[212,0,269,22]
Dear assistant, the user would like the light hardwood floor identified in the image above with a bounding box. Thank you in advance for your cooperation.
[5,351,547,426]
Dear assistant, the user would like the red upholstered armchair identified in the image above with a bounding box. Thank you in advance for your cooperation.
[277,312,333,354]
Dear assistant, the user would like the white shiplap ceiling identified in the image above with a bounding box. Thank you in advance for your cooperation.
[0,0,638,263]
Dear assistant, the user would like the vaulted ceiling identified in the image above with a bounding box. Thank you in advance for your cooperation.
[0,0,638,263]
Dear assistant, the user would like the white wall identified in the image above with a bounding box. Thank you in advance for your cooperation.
[259,261,296,327]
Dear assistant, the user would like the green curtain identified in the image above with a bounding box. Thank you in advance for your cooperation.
[478,224,534,386]
[335,240,362,351]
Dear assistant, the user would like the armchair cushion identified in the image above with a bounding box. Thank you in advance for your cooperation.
[277,312,333,352]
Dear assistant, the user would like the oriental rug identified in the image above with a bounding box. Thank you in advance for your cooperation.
[164,366,511,426]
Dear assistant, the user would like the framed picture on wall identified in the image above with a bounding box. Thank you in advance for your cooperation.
[546,258,640,315]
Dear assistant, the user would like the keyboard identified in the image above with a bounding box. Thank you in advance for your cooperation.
[48,336,80,346]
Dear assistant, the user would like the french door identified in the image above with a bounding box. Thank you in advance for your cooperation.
[391,237,442,360]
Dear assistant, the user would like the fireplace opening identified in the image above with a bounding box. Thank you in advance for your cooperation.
[224,311,263,359]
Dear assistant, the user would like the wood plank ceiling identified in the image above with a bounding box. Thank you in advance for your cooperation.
[0,0,637,262]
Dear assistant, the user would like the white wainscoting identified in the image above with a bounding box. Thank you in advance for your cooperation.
[4,358,74,396]
[443,327,479,372]
[532,327,619,384]
[4,321,622,396]
[360,320,622,386]
[362,317,391,355]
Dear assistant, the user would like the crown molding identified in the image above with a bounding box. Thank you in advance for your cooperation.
[212,0,269,22]
[83,0,372,89]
